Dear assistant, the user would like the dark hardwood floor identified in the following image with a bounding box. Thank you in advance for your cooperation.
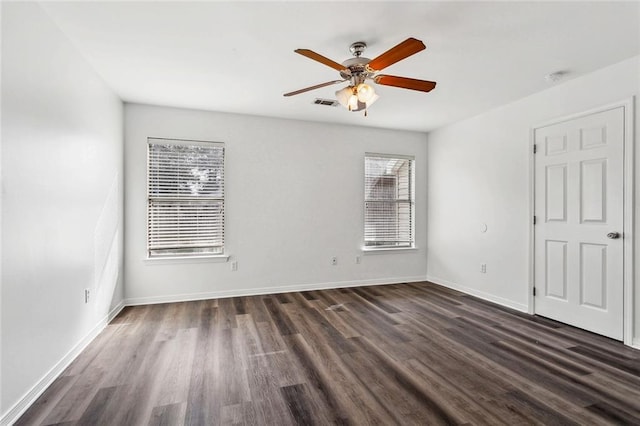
[16,282,640,425]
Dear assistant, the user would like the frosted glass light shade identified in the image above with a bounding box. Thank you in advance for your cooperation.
[348,94,359,110]
[365,93,379,107]
[335,86,353,108]
[351,93,380,112]
[356,83,375,103]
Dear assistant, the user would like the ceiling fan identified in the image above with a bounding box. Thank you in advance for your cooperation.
[283,37,436,114]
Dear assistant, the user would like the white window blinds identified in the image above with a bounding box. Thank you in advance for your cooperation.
[147,138,225,258]
[364,154,415,248]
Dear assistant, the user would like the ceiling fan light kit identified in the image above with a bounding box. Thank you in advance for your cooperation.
[335,84,379,113]
[284,37,437,115]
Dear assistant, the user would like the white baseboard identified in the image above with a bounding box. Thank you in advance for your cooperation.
[124,275,428,306]
[632,338,640,351]
[426,275,529,313]
[0,301,125,426]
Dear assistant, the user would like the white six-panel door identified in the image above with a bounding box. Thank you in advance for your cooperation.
[534,107,624,340]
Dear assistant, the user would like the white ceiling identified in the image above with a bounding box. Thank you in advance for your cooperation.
[40,1,640,132]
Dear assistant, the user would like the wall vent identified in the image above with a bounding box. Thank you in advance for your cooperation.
[313,98,339,107]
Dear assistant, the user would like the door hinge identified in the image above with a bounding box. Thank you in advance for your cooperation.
[533,144,537,154]
[533,215,537,225]
[533,287,536,296]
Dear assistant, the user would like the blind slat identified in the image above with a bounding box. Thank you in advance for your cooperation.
[364,155,414,248]
[148,139,225,257]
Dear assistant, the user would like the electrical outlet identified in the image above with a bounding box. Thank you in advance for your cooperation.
[231,261,238,271]
[355,255,361,264]
[84,288,91,303]
[331,256,338,266]
[480,263,487,273]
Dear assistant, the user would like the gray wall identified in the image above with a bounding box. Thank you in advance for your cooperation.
[1,3,124,421]
[124,103,428,304]
[427,56,639,344]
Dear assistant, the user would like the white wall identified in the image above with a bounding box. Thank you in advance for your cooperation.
[1,3,124,423]
[427,56,639,340]
[124,104,427,303]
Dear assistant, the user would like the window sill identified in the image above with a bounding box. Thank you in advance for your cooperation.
[361,247,418,254]
[145,254,230,264]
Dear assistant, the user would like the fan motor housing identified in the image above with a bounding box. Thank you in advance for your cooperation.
[340,57,372,80]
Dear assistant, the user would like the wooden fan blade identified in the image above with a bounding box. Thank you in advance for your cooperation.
[367,38,426,71]
[283,80,346,97]
[374,75,437,92]
[294,49,348,72]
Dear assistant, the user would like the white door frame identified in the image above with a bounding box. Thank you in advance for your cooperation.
[528,97,635,346]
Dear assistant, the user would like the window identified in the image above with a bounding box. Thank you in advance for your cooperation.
[147,138,225,258]
[364,154,415,249]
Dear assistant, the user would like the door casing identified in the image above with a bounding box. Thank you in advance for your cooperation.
[528,97,635,346]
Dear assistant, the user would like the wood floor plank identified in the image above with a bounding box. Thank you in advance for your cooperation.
[184,302,219,426]
[279,384,317,426]
[283,334,350,424]
[341,348,450,425]
[16,281,640,425]
[244,358,295,426]
[148,402,186,426]
[154,327,199,408]
[404,358,510,425]
[75,385,119,425]
[13,376,76,426]
[39,367,107,424]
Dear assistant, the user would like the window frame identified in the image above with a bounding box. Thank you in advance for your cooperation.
[146,137,226,260]
[363,152,416,251]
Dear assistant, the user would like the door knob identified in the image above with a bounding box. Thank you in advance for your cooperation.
[607,232,621,239]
